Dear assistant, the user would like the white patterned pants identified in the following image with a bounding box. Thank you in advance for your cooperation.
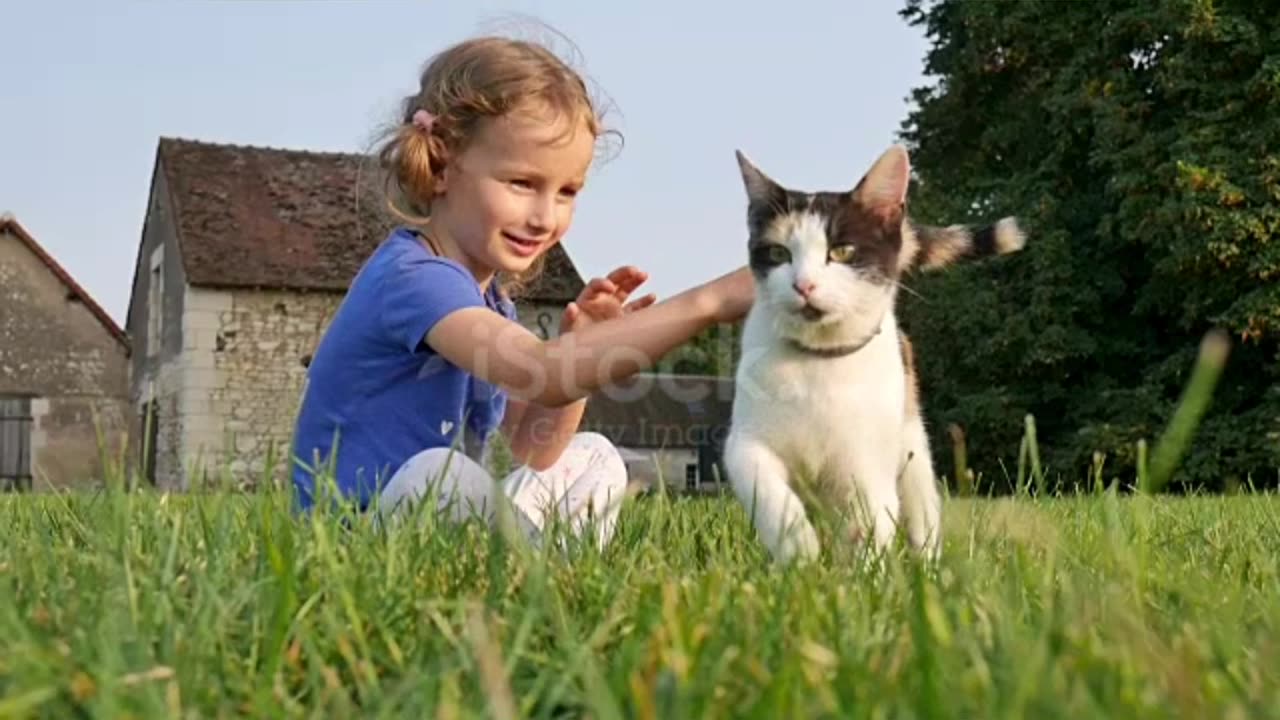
[376,432,629,548]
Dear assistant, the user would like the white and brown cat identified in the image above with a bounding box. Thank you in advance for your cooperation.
[724,144,1026,564]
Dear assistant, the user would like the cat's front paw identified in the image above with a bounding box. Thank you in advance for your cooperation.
[913,531,942,563]
[845,521,866,546]
[773,521,821,564]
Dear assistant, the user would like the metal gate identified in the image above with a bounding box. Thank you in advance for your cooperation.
[0,397,33,492]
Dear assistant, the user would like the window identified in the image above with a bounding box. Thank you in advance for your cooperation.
[147,245,164,355]
[138,399,159,486]
[0,396,32,491]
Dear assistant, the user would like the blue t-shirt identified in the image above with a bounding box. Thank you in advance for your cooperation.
[290,227,518,511]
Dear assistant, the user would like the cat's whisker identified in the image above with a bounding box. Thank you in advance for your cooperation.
[894,280,926,303]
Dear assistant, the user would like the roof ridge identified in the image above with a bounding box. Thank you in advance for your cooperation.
[158,135,371,162]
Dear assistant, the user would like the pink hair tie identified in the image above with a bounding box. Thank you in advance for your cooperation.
[411,109,436,132]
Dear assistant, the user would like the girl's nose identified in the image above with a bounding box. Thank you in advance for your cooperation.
[528,195,555,232]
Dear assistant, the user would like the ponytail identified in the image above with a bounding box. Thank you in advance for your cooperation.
[377,111,448,225]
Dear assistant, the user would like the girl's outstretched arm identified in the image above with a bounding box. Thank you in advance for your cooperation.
[426,266,754,408]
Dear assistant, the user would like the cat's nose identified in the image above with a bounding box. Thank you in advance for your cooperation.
[792,280,816,298]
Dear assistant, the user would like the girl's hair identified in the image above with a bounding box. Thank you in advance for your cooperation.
[374,33,619,298]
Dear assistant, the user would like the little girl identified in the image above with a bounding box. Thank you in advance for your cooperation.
[290,35,753,547]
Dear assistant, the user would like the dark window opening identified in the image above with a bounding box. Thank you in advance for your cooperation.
[0,396,33,492]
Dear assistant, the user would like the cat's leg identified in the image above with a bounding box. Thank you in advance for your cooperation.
[896,331,942,560]
[840,431,904,556]
[898,414,943,560]
[725,432,820,564]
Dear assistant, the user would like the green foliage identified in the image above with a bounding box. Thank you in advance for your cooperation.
[896,0,1280,492]
[2,487,1279,716]
[662,323,741,377]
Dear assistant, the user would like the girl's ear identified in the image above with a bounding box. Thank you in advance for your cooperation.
[433,163,449,195]
[427,139,451,196]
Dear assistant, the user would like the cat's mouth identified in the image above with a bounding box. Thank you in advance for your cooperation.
[790,303,828,322]
[799,306,826,321]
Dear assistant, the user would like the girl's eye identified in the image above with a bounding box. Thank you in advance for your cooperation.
[828,244,856,263]
[509,179,533,190]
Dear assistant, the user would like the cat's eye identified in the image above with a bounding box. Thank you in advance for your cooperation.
[752,244,792,266]
[828,245,856,263]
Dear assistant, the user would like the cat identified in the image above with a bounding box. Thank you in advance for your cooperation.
[723,143,1026,564]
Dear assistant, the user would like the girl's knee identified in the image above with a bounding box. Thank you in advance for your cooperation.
[569,431,612,450]
[378,446,484,516]
[387,447,463,487]
[572,432,626,475]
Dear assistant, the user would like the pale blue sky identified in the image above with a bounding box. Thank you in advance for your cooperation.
[2,1,931,326]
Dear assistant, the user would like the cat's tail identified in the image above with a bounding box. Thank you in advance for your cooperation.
[901,216,1026,272]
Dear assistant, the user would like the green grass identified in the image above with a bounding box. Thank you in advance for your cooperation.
[2,329,1271,718]
[1,485,1279,719]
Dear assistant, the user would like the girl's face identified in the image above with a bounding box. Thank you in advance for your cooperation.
[430,106,595,285]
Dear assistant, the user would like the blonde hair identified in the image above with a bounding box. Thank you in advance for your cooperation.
[374,33,619,297]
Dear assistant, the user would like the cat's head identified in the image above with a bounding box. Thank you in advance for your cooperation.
[736,144,914,351]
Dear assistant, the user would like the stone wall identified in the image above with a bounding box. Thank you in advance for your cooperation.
[133,357,184,490]
[168,286,571,490]
[177,286,342,489]
[124,167,191,491]
[30,396,130,489]
[127,169,189,387]
[0,226,130,489]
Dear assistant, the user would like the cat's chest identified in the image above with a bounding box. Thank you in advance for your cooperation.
[737,346,902,410]
[731,341,907,466]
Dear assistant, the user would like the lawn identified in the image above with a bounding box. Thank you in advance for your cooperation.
[1,483,1277,719]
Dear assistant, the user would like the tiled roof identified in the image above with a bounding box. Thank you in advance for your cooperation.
[579,373,735,449]
[154,137,584,301]
[0,214,128,348]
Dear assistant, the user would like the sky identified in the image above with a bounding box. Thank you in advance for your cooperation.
[1,1,933,327]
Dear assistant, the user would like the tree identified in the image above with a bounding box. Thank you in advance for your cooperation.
[895,0,1280,492]
[662,323,741,377]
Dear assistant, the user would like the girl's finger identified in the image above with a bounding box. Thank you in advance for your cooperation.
[607,266,647,294]
[625,294,658,312]
[606,265,642,284]
[588,278,618,296]
[562,302,581,329]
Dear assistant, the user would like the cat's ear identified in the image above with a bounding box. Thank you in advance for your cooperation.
[736,150,783,204]
[852,144,911,222]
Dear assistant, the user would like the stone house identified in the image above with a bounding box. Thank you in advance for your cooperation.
[124,137,587,490]
[0,214,130,490]
[579,372,734,493]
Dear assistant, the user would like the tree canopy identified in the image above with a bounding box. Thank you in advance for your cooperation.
[895,0,1280,491]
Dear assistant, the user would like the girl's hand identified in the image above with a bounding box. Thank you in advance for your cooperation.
[562,265,657,332]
